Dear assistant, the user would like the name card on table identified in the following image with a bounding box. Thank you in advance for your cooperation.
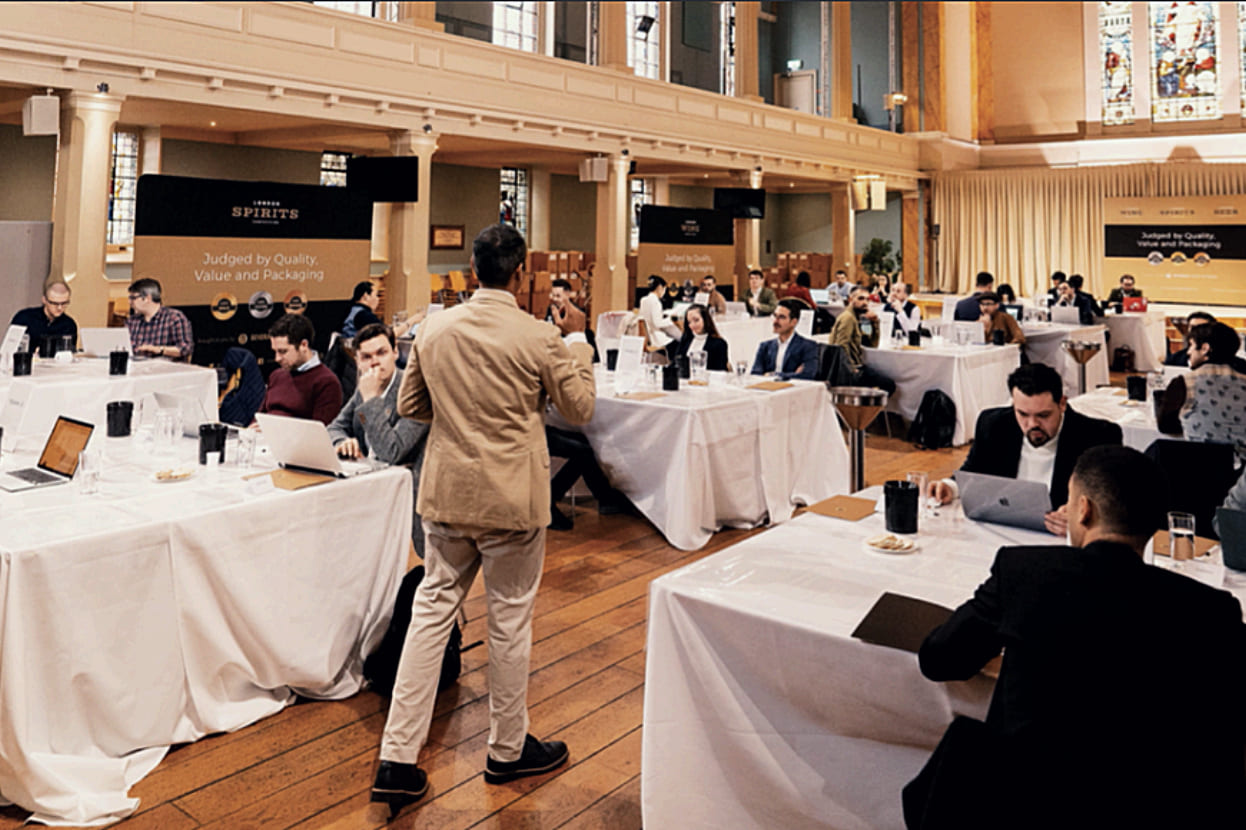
[796,312,814,339]
[694,291,711,307]
[613,335,646,394]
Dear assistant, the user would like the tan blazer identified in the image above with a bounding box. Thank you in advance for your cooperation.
[397,288,596,530]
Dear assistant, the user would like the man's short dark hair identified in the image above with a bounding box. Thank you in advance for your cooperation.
[1067,274,1085,291]
[834,269,848,278]
[472,223,527,288]
[269,313,315,348]
[550,278,572,292]
[1120,274,1135,284]
[1051,271,1067,284]
[1072,446,1168,540]
[702,274,716,284]
[129,278,162,302]
[351,280,374,303]
[1189,321,1241,363]
[748,269,764,279]
[648,274,667,291]
[1187,311,1216,326]
[978,291,1001,305]
[896,282,912,295]
[975,271,994,288]
[1007,362,1065,403]
[777,298,803,320]
[796,271,811,288]
[354,322,394,351]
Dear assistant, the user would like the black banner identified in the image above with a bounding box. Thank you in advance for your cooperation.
[1104,224,1246,260]
[638,206,734,246]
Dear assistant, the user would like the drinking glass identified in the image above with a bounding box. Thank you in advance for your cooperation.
[392,310,408,327]
[237,428,256,468]
[734,360,749,385]
[690,351,708,384]
[154,410,177,452]
[77,450,101,495]
[1167,511,1196,568]
[57,335,75,362]
[906,471,933,519]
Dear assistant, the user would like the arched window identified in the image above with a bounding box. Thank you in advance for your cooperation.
[1149,0,1220,122]
[1100,2,1135,125]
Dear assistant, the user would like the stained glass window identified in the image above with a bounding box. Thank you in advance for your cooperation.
[1100,2,1135,125]
[492,2,539,53]
[1239,2,1246,110]
[500,167,529,240]
[1149,0,1221,122]
[628,1,661,80]
[107,131,139,245]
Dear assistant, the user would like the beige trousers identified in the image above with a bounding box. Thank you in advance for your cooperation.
[379,521,546,765]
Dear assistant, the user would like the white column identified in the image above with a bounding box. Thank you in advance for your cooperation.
[139,126,161,175]
[529,166,552,251]
[594,154,631,312]
[387,130,437,313]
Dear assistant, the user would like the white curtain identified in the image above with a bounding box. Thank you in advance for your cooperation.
[933,162,1246,297]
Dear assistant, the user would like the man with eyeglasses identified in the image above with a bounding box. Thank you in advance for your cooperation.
[126,277,194,361]
[10,281,78,347]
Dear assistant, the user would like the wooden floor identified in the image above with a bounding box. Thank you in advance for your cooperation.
[0,432,968,830]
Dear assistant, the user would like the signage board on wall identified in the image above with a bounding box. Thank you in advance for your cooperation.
[132,175,372,367]
[635,206,735,300]
[1103,195,1246,305]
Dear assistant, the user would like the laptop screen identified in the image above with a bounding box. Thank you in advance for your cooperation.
[37,416,94,477]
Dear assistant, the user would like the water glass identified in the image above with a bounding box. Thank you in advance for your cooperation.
[392,310,408,327]
[689,351,709,384]
[154,410,177,451]
[57,335,75,363]
[77,450,101,495]
[906,471,932,518]
[236,428,256,468]
[1167,511,1196,566]
[734,360,749,385]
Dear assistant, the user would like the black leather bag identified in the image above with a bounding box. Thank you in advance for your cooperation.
[909,389,957,450]
[364,566,462,697]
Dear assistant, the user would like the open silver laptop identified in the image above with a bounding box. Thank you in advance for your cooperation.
[956,470,1052,532]
[154,392,213,437]
[80,327,132,357]
[1051,305,1082,325]
[0,415,94,492]
[254,412,384,478]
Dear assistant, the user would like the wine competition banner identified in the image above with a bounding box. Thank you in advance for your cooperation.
[1103,195,1246,305]
[132,175,372,367]
[636,205,735,292]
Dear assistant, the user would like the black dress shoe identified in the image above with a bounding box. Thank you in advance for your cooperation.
[548,506,574,531]
[485,734,570,784]
[596,492,631,516]
[370,760,428,819]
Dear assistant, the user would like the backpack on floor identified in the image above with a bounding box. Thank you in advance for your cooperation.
[364,566,462,697]
[909,389,957,450]
[1111,345,1136,373]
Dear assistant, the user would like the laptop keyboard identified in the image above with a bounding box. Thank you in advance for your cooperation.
[11,468,60,484]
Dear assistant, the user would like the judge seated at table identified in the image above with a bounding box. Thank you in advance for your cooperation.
[259,313,343,425]
[953,272,994,321]
[640,275,681,359]
[1052,280,1096,326]
[126,277,194,361]
[699,275,728,316]
[544,279,598,362]
[828,287,896,394]
[929,363,1122,535]
[978,292,1025,346]
[743,269,778,317]
[673,304,729,372]
[905,446,1246,830]
[1104,272,1143,308]
[10,280,77,348]
[884,281,922,337]
[751,299,819,381]
[1164,311,1246,373]
[1156,322,1246,462]
[329,322,429,554]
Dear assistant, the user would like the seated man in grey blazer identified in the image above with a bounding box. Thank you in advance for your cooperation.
[328,322,430,555]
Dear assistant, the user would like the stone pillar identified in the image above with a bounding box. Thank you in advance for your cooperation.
[396,1,443,32]
[651,176,671,205]
[901,191,921,290]
[50,92,122,328]
[593,155,631,312]
[830,182,856,281]
[387,130,436,313]
[734,167,763,291]
[529,166,552,252]
[597,0,631,73]
[734,1,762,101]
[830,2,854,121]
[139,126,161,175]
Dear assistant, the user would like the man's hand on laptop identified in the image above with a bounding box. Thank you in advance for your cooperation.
[335,438,362,459]
[1044,504,1068,537]
[928,480,954,505]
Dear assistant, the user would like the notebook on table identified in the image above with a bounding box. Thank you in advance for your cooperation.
[0,415,94,492]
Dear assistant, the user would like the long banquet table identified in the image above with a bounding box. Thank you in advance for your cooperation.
[1069,385,1164,452]
[642,495,1246,829]
[859,342,1020,445]
[0,357,219,450]
[549,368,850,550]
[0,435,409,825]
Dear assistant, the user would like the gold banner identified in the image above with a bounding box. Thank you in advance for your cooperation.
[635,243,737,289]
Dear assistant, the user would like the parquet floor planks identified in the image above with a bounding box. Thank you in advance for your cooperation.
[0,434,967,830]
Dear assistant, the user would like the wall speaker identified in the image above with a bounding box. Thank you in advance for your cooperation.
[578,157,608,183]
[22,94,59,136]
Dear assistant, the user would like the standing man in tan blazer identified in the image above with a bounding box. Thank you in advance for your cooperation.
[370,223,596,818]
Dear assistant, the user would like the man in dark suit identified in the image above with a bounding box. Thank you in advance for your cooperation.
[1052,279,1097,325]
[953,272,994,321]
[1104,272,1143,307]
[750,299,819,380]
[929,363,1121,535]
[905,446,1246,830]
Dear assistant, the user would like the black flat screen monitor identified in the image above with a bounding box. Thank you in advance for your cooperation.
[347,156,420,203]
[713,187,765,219]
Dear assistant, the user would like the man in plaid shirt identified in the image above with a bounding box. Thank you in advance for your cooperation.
[126,278,194,361]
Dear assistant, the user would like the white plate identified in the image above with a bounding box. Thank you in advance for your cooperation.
[153,467,195,483]
[864,535,920,555]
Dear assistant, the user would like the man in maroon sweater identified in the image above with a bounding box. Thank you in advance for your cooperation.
[259,313,342,424]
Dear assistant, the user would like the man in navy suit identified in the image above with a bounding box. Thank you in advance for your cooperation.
[953,272,994,321]
[750,299,819,380]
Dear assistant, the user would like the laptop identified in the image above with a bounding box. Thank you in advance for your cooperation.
[1123,296,1147,312]
[956,470,1052,532]
[153,392,214,437]
[254,412,385,478]
[1216,508,1246,571]
[1051,305,1082,325]
[809,288,831,306]
[723,301,747,317]
[1003,304,1023,321]
[0,415,95,492]
[81,327,132,357]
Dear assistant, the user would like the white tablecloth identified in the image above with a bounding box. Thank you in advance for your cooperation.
[642,500,1246,830]
[551,369,850,550]
[1021,322,1109,397]
[0,358,219,452]
[1101,312,1167,372]
[860,343,1020,445]
[1070,386,1163,452]
[0,438,409,825]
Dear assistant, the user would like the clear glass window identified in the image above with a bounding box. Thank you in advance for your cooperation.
[107,131,139,245]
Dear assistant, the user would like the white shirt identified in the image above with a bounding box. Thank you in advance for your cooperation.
[688,333,707,354]
[888,301,922,334]
[774,332,793,375]
[1016,419,1062,489]
[639,292,674,348]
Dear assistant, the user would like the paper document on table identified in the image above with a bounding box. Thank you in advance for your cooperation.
[613,335,645,393]
[851,592,954,654]
[805,494,877,521]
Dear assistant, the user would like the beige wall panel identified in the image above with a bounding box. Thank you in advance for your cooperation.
[635,89,677,112]
[549,174,597,252]
[338,30,415,63]
[989,1,1084,140]
[764,114,795,132]
[677,98,716,119]
[0,126,55,222]
[443,52,508,80]
[144,2,243,32]
[565,76,618,99]
[509,65,566,91]
[417,46,442,67]
[428,163,498,267]
[718,107,752,126]
[248,11,336,48]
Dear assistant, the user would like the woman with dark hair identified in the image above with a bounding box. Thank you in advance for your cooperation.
[640,275,680,355]
[782,270,816,308]
[867,273,891,303]
[997,283,1017,304]
[674,304,729,371]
